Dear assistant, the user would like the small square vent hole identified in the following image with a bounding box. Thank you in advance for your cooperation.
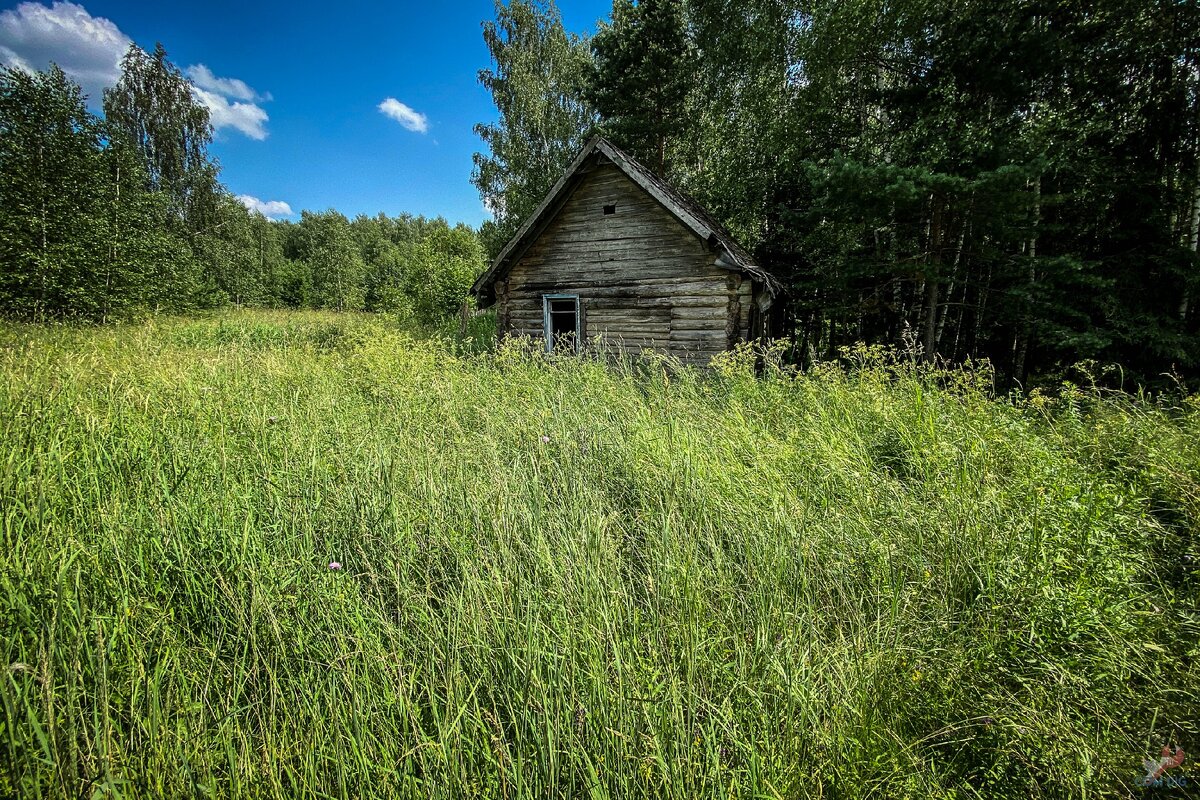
[603,204,616,215]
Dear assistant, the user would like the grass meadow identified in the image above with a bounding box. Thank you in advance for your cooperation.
[1,310,1197,798]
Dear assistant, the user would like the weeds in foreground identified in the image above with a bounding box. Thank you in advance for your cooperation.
[1,311,1196,798]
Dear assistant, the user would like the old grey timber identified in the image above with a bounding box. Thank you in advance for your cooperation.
[472,136,782,364]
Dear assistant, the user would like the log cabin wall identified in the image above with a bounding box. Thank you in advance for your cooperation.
[498,163,749,364]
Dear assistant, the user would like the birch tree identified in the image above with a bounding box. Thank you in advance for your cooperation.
[473,0,595,257]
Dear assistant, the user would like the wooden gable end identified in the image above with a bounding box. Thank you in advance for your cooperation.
[496,163,754,363]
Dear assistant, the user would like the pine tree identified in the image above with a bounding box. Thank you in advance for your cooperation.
[586,0,695,175]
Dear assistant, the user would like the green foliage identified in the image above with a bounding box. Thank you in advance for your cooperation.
[99,134,198,316]
[354,213,410,312]
[276,211,486,319]
[290,210,367,311]
[0,311,1195,797]
[475,0,1200,386]
[192,193,274,307]
[0,56,487,325]
[0,65,194,321]
[586,0,695,175]
[103,42,217,223]
[0,65,107,319]
[403,220,485,323]
[473,0,596,257]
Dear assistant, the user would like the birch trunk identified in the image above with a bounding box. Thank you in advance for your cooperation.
[921,197,943,362]
[1183,160,1199,321]
[937,213,970,348]
[1013,177,1041,383]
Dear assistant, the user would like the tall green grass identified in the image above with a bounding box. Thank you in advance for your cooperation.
[1,311,1196,798]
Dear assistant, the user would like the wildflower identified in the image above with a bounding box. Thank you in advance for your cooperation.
[328,561,342,570]
[911,670,922,682]
[540,435,551,444]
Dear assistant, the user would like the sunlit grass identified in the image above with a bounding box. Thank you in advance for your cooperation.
[1,310,1196,798]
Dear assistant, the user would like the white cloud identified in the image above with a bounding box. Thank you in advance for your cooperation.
[0,2,270,139]
[0,1,129,101]
[236,194,292,219]
[185,65,271,139]
[191,85,269,140]
[185,63,269,102]
[378,97,428,133]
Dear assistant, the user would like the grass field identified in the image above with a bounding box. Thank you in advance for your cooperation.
[1,310,1197,798]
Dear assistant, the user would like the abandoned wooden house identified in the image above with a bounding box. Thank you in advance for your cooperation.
[471,136,781,364]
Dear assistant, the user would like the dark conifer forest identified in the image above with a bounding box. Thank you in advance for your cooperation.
[474,0,1200,386]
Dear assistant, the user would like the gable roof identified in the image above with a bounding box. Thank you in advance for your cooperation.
[471,135,781,306]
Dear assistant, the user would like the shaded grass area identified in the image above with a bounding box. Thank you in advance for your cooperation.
[1,310,1196,798]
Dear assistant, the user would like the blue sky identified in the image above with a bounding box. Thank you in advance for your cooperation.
[0,0,612,225]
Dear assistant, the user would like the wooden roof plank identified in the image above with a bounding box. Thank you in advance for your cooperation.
[472,135,781,304]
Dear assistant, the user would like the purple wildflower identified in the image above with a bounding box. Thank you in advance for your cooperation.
[328,561,342,571]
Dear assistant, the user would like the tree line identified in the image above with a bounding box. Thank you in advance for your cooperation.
[473,0,1200,386]
[0,45,483,324]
